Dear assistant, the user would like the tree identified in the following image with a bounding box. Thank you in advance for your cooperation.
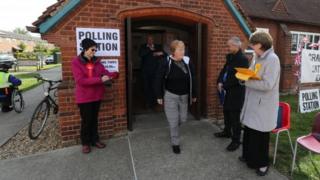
[18,42,27,52]
[13,28,29,35]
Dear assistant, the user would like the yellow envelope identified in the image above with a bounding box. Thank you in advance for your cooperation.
[235,64,261,81]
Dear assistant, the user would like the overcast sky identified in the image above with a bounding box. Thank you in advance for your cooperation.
[0,0,57,36]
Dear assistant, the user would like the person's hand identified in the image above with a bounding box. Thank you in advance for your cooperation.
[157,99,163,105]
[217,83,223,92]
[192,98,197,103]
[101,75,110,82]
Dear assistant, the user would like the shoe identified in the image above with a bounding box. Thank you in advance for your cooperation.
[256,166,269,176]
[94,142,106,149]
[238,156,246,163]
[214,131,231,138]
[82,145,91,154]
[1,106,13,112]
[226,141,241,151]
[172,145,181,154]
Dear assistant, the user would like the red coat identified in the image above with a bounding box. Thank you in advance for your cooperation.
[71,55,118,104]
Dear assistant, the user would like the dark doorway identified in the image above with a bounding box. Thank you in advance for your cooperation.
[125,17,207,131]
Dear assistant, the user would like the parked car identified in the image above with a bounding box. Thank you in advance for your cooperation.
[45,56,55,64]
[0,54,17,67]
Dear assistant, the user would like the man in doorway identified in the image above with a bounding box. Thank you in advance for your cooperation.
[214,36,249,151]
[139,35,165,109]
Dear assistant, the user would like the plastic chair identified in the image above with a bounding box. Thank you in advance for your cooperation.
[272,102,294,165]
[291,113,320,175]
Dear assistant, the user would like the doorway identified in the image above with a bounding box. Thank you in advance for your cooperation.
[125,16,207,131]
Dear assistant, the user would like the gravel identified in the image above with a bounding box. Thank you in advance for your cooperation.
[0,114,63,160]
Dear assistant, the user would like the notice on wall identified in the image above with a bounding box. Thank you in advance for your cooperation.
[101,59,119,72]
[299,89,320,113]
[301,49,320,83]
[76,28,120,56]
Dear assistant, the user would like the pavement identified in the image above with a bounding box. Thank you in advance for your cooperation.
[0,112,288,180]
[0,67,62,146]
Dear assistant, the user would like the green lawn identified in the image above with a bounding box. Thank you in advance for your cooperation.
[13,73,43,92]
[12,63,61,72]
[273,95,320,179]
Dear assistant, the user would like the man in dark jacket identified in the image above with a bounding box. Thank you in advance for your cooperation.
[139,35,165,108]
[214,37,249,151]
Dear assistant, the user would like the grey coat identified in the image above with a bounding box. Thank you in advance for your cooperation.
[240,48,281,132]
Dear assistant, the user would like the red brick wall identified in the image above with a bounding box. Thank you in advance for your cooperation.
[41,0,248,146]
[250,18,320,92]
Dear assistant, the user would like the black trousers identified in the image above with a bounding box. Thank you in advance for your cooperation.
[223,109,241,143]
[242,126,270,168]
[142,72,157,107]
[78,101,101,145]
[0,88,12,109]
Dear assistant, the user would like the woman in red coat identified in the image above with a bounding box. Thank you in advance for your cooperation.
[71,38,118,154]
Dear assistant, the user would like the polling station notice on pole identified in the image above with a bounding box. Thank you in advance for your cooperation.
[301,49,320,83]
[76,28,120,56]
[299,89,320,113]
[101,59,119,72]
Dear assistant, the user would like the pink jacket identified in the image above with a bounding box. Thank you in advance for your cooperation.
[71,55,118,104]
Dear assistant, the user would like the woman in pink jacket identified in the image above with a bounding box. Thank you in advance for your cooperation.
[71,38,118,154]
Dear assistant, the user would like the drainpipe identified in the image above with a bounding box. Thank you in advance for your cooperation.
[224,0,252,37]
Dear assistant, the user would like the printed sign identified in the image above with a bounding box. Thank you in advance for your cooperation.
[76,28,120,56]
[301,49,320,83]
[299,89,320,113]
[101,59,119,72]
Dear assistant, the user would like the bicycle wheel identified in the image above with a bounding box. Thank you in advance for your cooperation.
[28,99,50,139]
[12,90,24,113]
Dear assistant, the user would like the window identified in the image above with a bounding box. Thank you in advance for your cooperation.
[245,28,270,53]
[291,31,320,53]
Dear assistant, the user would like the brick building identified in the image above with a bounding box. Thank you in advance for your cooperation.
[237,0,320,92]
[27,0,256,146]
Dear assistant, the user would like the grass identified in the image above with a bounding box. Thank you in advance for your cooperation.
[13,73,43,92]
[273,95,320,179]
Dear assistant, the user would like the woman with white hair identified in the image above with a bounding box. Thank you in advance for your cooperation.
[215,36,249,151]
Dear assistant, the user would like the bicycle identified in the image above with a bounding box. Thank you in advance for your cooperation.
[28,75,62,139]
[0,85,24,113]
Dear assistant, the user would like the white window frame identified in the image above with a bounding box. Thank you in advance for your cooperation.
[290,31,320,54]
[245,28,270,54]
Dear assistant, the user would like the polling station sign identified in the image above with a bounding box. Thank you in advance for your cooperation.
[101,59,119,72]
[76,28,120,56]
[299,89,320,113]
[301,49,320,83]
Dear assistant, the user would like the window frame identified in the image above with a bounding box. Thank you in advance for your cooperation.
[291,31,320,54]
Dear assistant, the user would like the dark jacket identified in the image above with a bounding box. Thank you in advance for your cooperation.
[139,44,164,75]
[217,50,249,110]
[155,56,197,105]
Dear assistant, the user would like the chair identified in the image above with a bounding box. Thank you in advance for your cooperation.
[272,102,294,165]
[291,113,320,175]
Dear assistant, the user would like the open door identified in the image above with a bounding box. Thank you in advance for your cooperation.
[125,17,133,131]
[190,23,203,120]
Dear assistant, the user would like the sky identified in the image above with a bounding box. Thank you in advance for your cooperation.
[0,0,57,36]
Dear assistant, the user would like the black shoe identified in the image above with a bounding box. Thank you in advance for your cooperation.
[172,145,181,154]
[226,141,241,151]
[238,156,246,163]
[1,106,13,112]
[214,131,231,138]
[256,166,269,176]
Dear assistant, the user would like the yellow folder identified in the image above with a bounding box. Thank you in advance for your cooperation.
[235,64,261,81]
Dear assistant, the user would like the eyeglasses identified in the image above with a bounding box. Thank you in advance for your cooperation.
[91,49,97,52]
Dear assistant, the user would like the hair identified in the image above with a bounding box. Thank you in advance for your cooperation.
[170,40,185,54]
[228,36,242,48]
[81,38,97,51]
[249,31,273,51]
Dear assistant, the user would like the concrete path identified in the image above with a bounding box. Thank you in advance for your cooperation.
[0,113,288,180]
[0,67,62,146]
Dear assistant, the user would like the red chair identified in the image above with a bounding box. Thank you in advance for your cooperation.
[272,102,294,165]
[291,113,320,175]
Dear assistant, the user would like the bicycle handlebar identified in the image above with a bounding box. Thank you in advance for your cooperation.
[34,75,62,84]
